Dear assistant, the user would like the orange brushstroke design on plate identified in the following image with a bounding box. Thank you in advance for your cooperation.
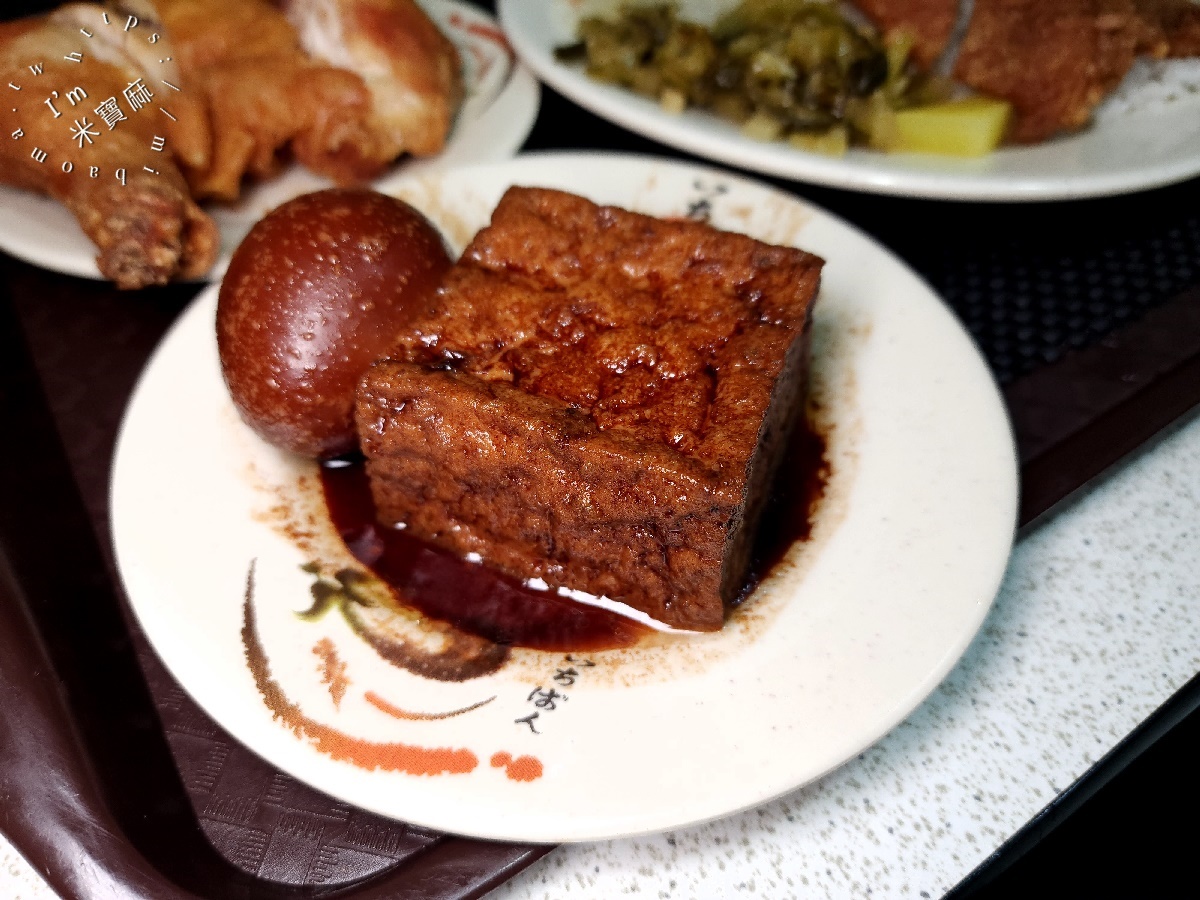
[365,689,495,720]
[490,751,544,782]
[242,561,477,776]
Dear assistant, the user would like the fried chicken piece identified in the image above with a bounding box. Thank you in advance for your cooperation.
[148,0,388,199]
[61,0,213,170]
[953,0,1155,143]
[849,0,960,69]
[147,0,461,200]
[0,8,218,288]
[281,0,463,158]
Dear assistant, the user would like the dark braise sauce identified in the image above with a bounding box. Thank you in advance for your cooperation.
[319,423,826,652]
[320,461,649,652]
[741,420,829,602]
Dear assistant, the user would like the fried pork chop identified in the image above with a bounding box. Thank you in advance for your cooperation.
[951,0,1156,143]
[850,0,961,69]
[1135,0,1200,57]
[853,0,1199,143]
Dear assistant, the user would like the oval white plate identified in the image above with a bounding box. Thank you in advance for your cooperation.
[499,0,1200,201]
[0,0,540,282]
[111,152,1018,843]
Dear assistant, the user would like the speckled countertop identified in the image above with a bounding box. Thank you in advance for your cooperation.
[474,410,1200,900]
[4,409,1200,899]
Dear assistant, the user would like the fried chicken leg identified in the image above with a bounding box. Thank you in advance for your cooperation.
[145,0,379,199]
[148,0,460,200]
[0,7,218,287]
[281,0,463,159]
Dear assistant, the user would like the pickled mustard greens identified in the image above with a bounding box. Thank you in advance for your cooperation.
[557,0,1012,156]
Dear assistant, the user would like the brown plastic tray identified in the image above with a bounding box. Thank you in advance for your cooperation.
[0,260,551,898]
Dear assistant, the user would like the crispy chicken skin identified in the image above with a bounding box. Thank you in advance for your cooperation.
[850,0,960,69]
[57,1,214,169]
[148,0,392,199]
[281,0,463,158]
[0,10,218,288]
[147,0,462,200]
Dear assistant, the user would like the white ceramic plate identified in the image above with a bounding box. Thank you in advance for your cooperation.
[0,0,539,281]
[111,152,1018,843]
[499,0,1200,201]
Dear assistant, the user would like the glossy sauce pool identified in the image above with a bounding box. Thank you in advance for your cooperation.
[320,423,826,652]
